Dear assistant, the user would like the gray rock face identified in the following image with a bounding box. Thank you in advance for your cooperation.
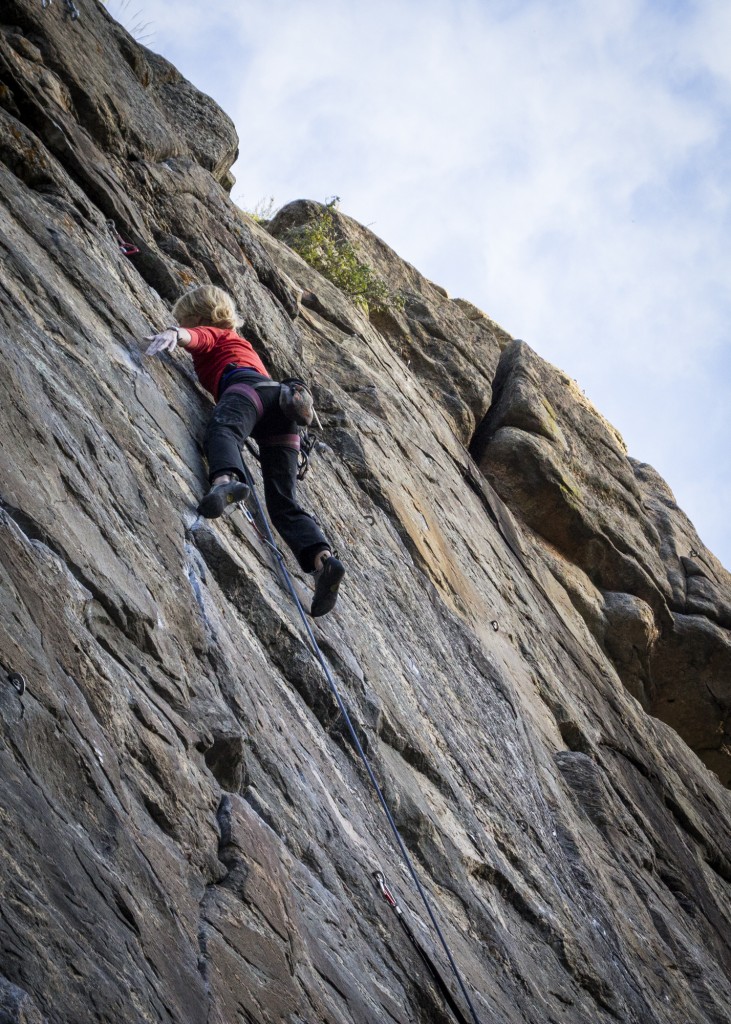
[1,3,730,1024]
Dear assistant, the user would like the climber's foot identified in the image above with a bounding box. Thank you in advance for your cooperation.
[310,556,345,617]
[197,480,250,519]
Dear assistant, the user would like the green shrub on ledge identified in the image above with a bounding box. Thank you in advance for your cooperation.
[281,202,405,316]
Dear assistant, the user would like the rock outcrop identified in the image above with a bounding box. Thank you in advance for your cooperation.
[1,3,730,1024]
[470,340,731,784]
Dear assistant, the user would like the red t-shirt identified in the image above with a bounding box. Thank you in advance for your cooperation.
[185,327,269,397]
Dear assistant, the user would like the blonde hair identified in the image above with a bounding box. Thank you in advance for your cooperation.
[172,285,238,330]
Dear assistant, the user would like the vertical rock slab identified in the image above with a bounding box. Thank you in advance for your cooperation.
[0,2,730,1024]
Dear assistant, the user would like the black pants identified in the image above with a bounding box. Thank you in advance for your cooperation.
[204,370,330,573]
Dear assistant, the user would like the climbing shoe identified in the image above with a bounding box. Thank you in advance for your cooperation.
[310,556,345,617]
[197,480,250,519]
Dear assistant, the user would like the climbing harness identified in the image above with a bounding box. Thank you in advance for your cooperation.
[221,369,317,479]
[234,464,484,1024]
[106,220,139,257]
[41,0,80,20]
[244,430,314,482]
[374,871,472,1024]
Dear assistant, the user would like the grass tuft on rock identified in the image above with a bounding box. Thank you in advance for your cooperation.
[280,201,405,316]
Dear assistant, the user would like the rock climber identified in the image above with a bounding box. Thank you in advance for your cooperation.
[145,284,345,617]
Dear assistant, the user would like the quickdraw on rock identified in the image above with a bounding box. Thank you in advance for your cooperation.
[42,0,80,20]
[107,220,140,257]
[373,870,472,1024]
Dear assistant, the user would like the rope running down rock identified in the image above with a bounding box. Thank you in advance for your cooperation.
[236,463,484,1024]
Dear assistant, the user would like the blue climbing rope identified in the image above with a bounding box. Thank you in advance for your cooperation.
[239,463,484,1024]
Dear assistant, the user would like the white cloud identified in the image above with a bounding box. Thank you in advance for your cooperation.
[108,0,731,567]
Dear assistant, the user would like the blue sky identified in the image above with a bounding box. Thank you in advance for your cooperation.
[108,0,731,569]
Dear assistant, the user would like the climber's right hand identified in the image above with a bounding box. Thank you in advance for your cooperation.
[145,328,179,356]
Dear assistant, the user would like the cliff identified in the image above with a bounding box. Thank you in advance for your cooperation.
[1,3,730,1023]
